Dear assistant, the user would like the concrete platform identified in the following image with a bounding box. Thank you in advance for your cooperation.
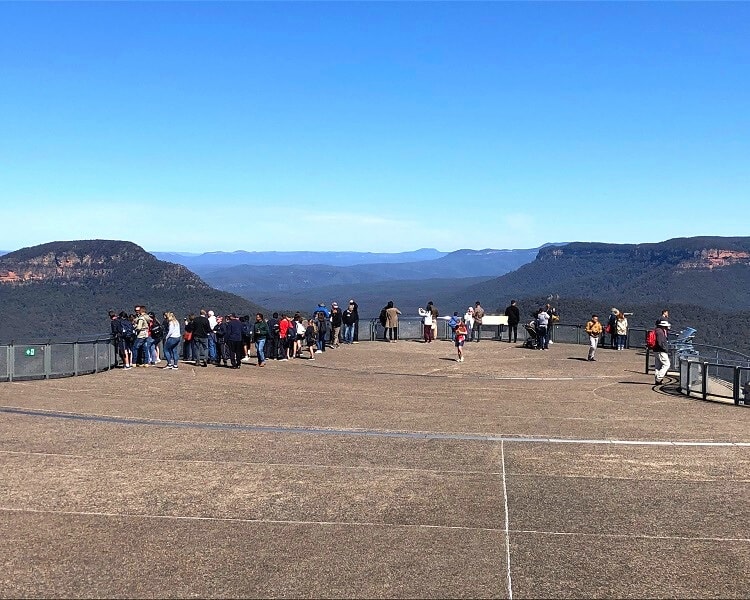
[0,341,748,598]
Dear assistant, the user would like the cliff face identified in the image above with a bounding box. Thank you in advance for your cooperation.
[537,238,750,271]
[0,240,210,289]
[0,240,267,342]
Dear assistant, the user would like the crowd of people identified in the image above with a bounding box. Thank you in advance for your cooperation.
[109,300,363,370]
[109,299,672,376]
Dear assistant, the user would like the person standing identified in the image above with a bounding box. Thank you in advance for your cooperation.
[163,312,182,370]
[428,301,439,341]
[585,314,602,361]
[455,318,468,362]
[315,311,329,353]
[653,319,671,384]
[464,306,474,338]
[253,313,269,366]
[536,306,550,350]
[504,300,520,343]
[385,301,401,342]
[616,311,629,350]
[349,299,360,343]
[329,303,342,348]
[225,314,244,369]
[278,314,292,360]
[191,309,212,367]
[418,306,434,343]
[342,303,356,344]
[472,301,484,342]
[267,312,280,360]
[132,306,153,367]
[207,310,218,364]
[607,308,620,349]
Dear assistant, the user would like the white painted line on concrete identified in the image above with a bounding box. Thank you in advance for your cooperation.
[2,405,749,447]
[500,441,514,600]
[0,506,502,533]
[0,449,501,477]
[513,528,750,544]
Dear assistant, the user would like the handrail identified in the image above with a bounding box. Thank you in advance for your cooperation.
[1,335,115,382]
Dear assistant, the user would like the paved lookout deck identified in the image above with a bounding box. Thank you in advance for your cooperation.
[1,340,749,598]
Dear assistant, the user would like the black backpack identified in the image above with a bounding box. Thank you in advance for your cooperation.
[379,308,387,326]
[150,320,163,340]
[119,318,135,342]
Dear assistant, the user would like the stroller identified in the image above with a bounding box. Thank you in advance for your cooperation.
[523,321,539,349]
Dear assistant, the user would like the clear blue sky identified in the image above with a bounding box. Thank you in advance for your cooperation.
[1,2,748,253]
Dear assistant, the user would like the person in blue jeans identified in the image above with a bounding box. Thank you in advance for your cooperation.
[253,313,269,366]
[162,312,182,369]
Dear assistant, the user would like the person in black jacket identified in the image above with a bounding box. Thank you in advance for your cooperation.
[349,299,360,343]
[504,300,520,343]
[191,309,212,367]
[342,303,356,344]
[224,314,244,369]
[653,319,671,384]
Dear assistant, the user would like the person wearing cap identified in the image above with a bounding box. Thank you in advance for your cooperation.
[653,320,671,384]
[504,300,520,343]
[607,308,620,349]
[342,303,356,344]
[330,302,342,348]
[312,303,330,319]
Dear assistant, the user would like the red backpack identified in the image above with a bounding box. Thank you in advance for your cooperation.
[645,329,657,349]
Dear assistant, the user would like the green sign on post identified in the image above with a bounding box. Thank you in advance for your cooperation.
[25,348,35,357]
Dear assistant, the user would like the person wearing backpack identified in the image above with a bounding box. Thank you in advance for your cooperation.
[653,319,671,384]
[279,314,294,360]
[304,319,318,359]
[148,311,163,364]
[240,316,254,363]
[114,310,134,369]
[315,311,329,352]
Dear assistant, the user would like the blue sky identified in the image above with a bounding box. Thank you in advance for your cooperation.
[1,2,748,253]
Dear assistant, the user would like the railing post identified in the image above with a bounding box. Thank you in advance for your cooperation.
[44,343,51,380]
[73,341,79,376]
[734,367,740,406]
[701,361,708,400]
[645,348,650,374]
[94,340,99,373]
[7,342,13,383]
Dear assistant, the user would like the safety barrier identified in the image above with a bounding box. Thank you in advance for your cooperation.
[0,336,115,382]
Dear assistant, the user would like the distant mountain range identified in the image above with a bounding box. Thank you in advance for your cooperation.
[151,248,448,269]
[194,247,552,298]
[0,240,266,342]
[3,237,750,353]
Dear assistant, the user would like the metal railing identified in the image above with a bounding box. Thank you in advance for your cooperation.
[0,335,115,382]
[645,342,750,407]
